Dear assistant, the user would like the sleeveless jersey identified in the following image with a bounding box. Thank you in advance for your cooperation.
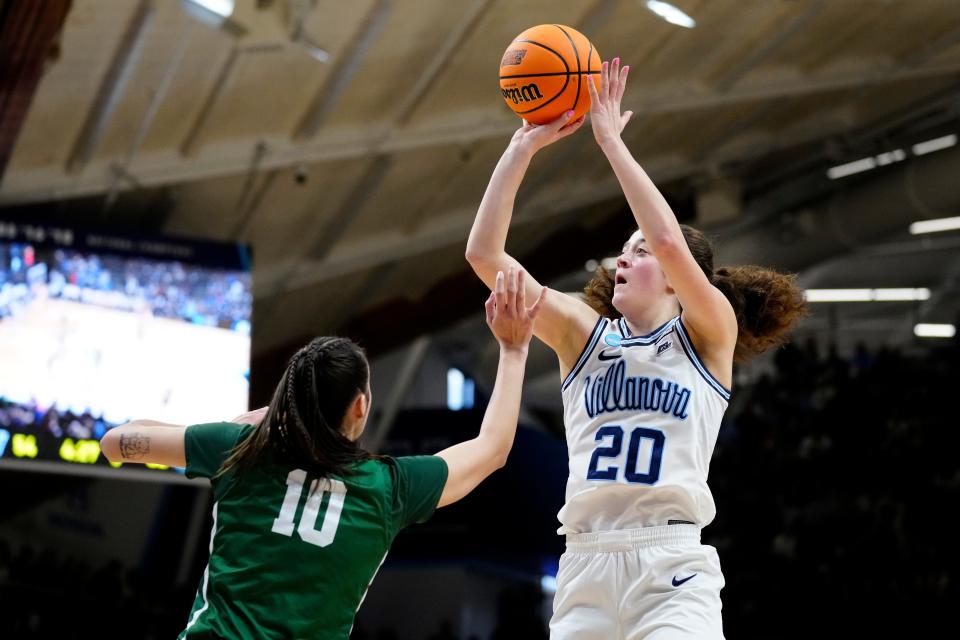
[178,422,448,640]
[557,315,730,534]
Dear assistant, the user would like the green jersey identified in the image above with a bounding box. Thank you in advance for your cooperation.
[177,422,448,640]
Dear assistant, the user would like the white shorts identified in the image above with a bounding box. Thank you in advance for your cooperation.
[550,525,725,640]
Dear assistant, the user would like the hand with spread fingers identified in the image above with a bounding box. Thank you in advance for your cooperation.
[586,57,634,148]
[485,268,547,353]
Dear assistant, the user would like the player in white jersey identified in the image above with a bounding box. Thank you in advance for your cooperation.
[466,57,807,639]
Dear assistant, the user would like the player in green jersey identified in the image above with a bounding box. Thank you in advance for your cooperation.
[100,268,544,639]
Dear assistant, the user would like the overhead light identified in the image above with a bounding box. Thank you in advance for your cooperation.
[601,257,618,270]
[875,149,906,166]
[302,42,330,63]
[296,34,331,63]
[912,134,957,156]
[827,157,876,179]
[827,147,906,180]
[645,1,696,29]
[187,0,234,17]
[910,215,960,235]
[180,0,245,36]
[804,288,931,302]
[914,323,956,338]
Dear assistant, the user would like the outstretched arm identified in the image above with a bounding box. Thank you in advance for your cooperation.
[466,116,599,372]
[100,420,187,467]
[100,408,265,467]
[435,269,543,507]
[587,59,737,354]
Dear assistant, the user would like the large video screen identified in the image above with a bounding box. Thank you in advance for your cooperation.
[0,221,252,476]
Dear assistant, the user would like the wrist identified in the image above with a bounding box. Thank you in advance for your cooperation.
[506,140,537,161]
[499,343,530,359]
[597,134,625,153]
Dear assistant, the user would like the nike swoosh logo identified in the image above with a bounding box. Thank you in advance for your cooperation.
[597,350,621,361]
[672,573,697,587]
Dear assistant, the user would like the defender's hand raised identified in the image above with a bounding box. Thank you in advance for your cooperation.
[485,268,547,353]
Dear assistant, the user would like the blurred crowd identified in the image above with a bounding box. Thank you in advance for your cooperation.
[0,243,252,332]
[0,397,112,440]
[707,338,959,638]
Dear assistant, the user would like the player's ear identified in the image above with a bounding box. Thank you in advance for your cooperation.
[351,390,369,421]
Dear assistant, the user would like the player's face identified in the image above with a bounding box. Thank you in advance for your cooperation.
[611,231,671,314]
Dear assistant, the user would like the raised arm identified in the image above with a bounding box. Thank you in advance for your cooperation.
[100,419,187,467]
[466,117,599,371]
[435,269,543,507]
[587,59,737,360]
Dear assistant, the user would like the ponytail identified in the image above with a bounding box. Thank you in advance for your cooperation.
[217,337,373,478]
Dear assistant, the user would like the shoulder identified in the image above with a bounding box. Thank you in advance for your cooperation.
[186,421,254,447]
[379,455,448,480]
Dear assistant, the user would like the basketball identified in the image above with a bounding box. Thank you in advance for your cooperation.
[498,24,601,125]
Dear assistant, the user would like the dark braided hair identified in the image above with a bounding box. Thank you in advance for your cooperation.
[583,224,808,363]
[217,337,373,478]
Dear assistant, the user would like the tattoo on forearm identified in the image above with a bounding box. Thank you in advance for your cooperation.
[119,433,151,459]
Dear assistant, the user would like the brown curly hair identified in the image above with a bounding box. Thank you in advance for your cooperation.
[583,225,808,363]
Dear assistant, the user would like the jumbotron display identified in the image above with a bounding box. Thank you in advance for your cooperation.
[0,220,252,475]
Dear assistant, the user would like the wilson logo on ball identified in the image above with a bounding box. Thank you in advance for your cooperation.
[500,49,527,67]
[501,83,543,105]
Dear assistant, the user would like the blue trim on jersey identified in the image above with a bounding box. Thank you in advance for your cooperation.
[621,316,679,346]
[562,317,608,392]
[618,317,630,337]
[674,319,732,401]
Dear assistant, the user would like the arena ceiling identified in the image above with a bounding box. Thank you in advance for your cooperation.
[2,0,960,406]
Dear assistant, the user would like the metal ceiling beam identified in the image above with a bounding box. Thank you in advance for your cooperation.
[179,44,238,157]
[251,105,937,300]
[391,0,493,126]
[254,174,630,300]
[363,335,430,453]
[308,154,393,260]
[8,58,960,203]
[714,0,827,92]
[103,19,196,213]
[66,0,155,174]
[295,0,392,139]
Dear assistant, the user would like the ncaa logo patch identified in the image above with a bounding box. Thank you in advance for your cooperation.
[604,333,622,347]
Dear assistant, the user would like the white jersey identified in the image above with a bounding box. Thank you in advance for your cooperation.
[557,315,730,534]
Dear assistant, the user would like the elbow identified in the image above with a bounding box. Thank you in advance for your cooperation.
[465,244,488,269]
[465,247,499,281]
[491,446,511,471]
[100,419,139,463]
[100,429,120,463]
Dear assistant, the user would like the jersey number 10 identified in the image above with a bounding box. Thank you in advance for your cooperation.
[587,425,665,484]
[271,469,346,547]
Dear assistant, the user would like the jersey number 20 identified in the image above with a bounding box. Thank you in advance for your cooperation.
[587,425,665,484]
[271,469,346,547]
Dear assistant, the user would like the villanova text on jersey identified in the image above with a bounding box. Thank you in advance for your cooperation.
[583,360,692,421]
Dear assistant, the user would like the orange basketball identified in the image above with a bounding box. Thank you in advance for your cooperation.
[498,24,601,125]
